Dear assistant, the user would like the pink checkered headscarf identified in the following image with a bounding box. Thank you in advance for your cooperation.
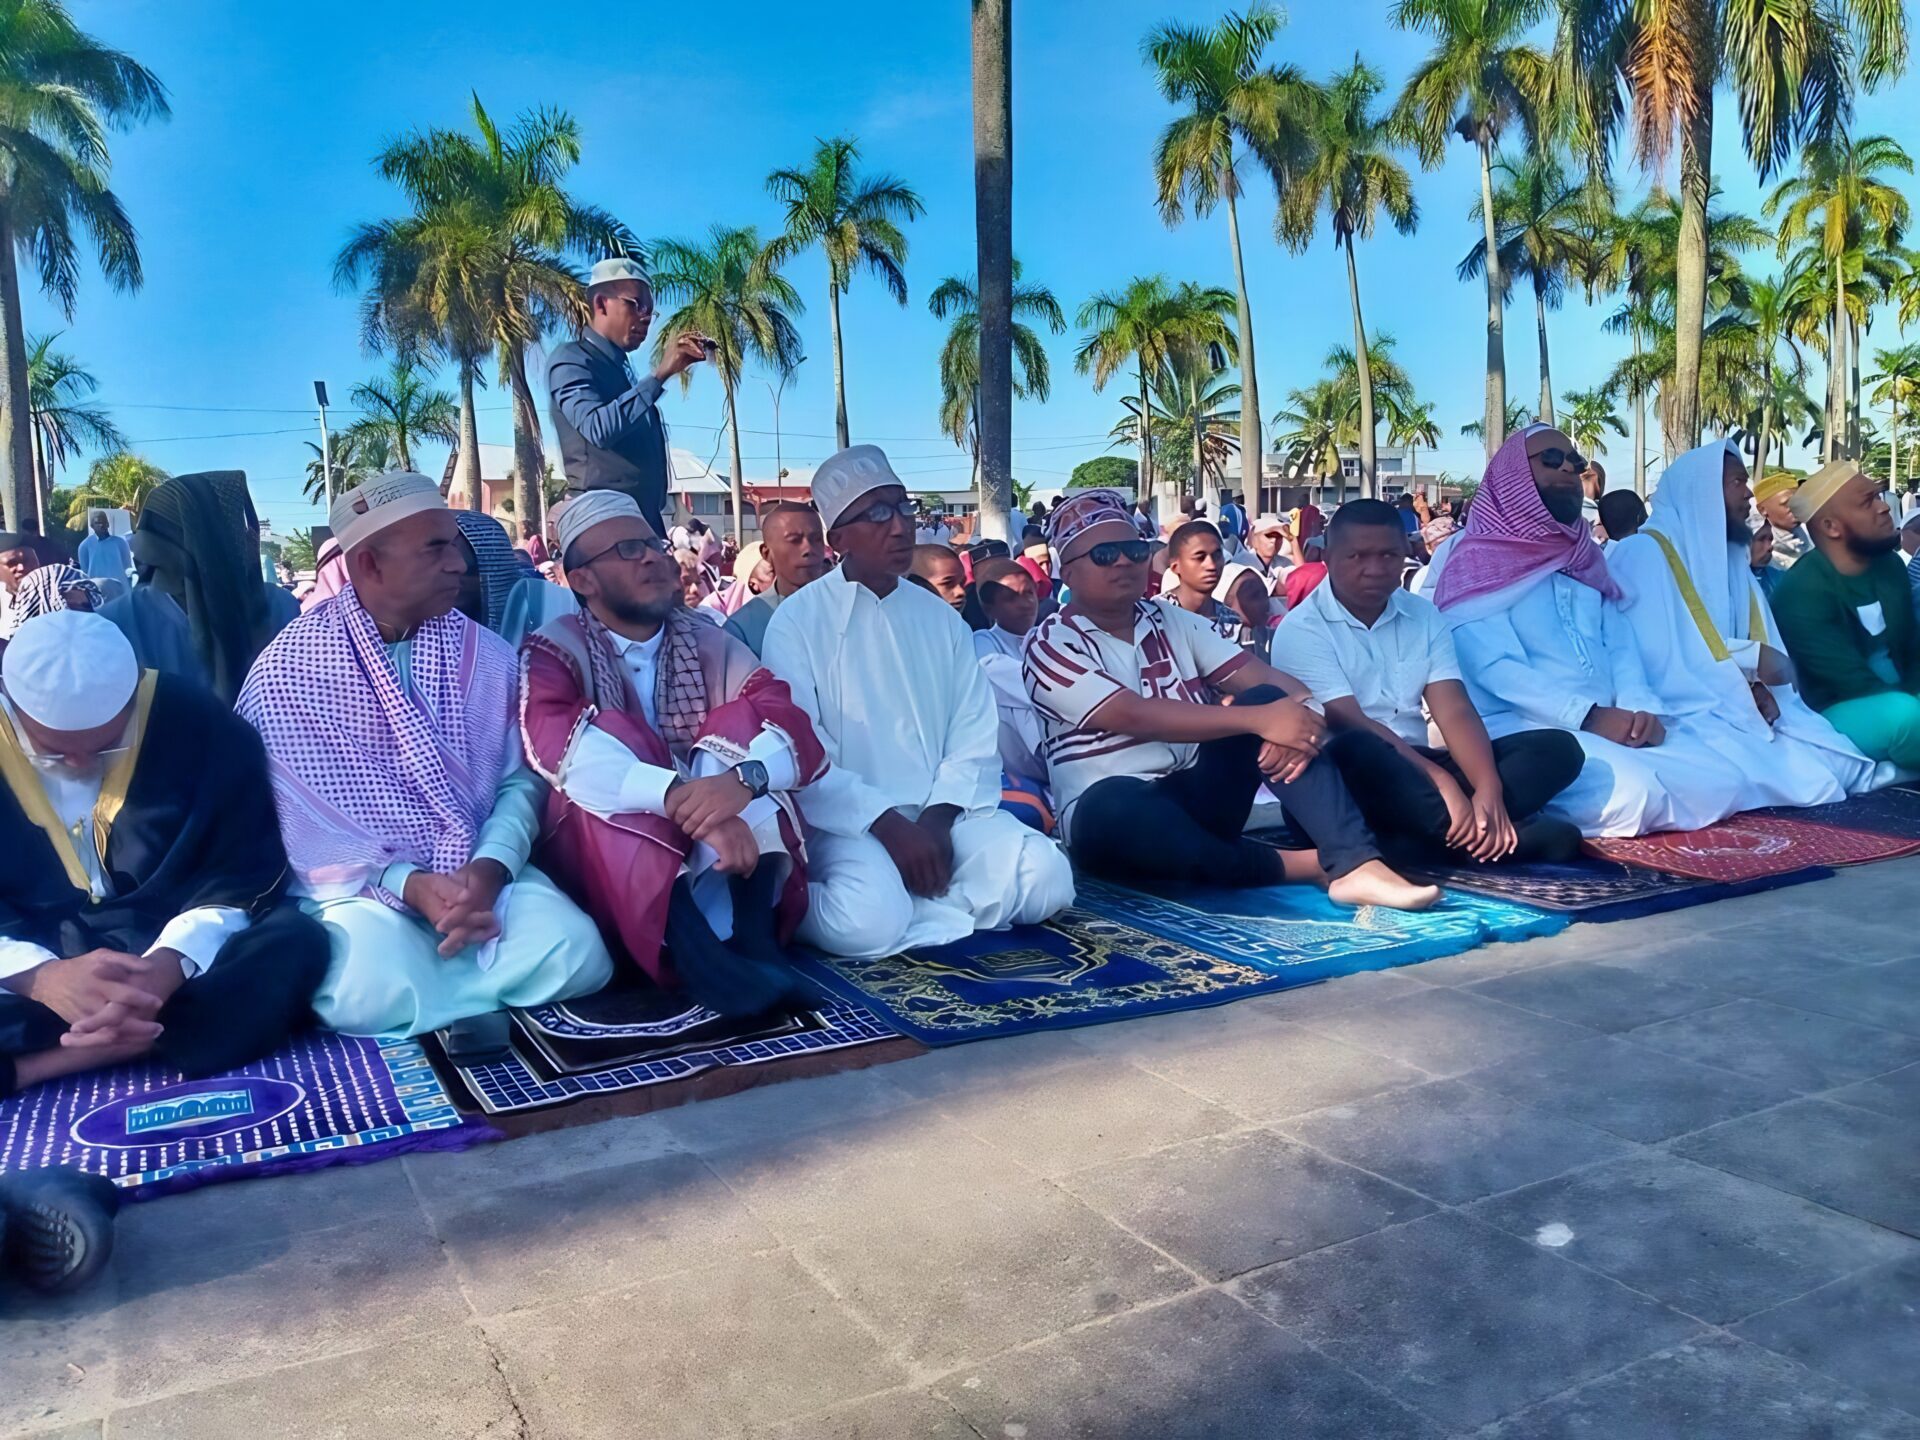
[236,583,518,905]
[1433,426,1620,613]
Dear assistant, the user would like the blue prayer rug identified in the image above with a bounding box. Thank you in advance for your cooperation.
[0,1031,494,1200]
[794,883,1566,1047]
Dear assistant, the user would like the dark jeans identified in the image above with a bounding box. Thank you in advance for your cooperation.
[1323,727,1585,863]
[0,905,329,1098]
[1069,685,1380,889]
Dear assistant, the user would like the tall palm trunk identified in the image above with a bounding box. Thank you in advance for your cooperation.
[1826,264,1847,460]
[1139,359,1166,510]
[506,343,545,531]
[1534,276,1553,424]
[1632,328,1647,497]
[724,379,746,545]
[828,280,849,450]
[1667,96,1714,458]
[1849,316,1863,459]
[1344,236,1378,498]
[455,358,482,512]
[0,214,32,533]
[1892,391,1902,488]
[1757,352,1774,490]
[972,0,1014,543]
[1474,132,1508,460]
[1223,158,1262,520]
[30,422,48,532]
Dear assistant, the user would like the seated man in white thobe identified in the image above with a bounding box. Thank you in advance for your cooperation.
[762,446,1075,959]
[1608,439,1883,808]
[238,472,612,1039]
[1429,425,1749,837]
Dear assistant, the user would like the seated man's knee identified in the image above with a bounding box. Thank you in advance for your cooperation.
[803,871,914,958]
[1010,835,1075,923]
[1234,683,1286,707]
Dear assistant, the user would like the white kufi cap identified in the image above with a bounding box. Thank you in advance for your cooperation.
[329,471,446,553]
[552,490,648,564]
[3,610,140,732]
[810,445,902,530]
[588,256,650,288]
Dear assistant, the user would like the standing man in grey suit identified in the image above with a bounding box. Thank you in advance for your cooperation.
[547,256,712,533]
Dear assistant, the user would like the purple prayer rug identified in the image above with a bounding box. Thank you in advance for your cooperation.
[0,1030,496,1200]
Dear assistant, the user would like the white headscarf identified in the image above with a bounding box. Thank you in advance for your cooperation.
[1640,436,1755,642]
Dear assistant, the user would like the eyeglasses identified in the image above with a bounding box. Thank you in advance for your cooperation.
[575,536,669,567]
[1085,540,1152,567]
[1534,447,1587,474]
[842,498,917,526]
[607,294,652,313]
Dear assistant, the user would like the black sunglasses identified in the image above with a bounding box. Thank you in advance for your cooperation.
[1535,446,1587,474]
[575,535,669,568]
[844,498,917,526]
[1085,539,1152,567]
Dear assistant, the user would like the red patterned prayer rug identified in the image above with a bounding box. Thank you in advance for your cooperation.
[1584,790,1920,882]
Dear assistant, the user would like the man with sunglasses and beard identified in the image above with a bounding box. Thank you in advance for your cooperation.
[1022,489,1439,909]
[520,493,828,1015]
[761,446,1074,959]
[1427,426,1750,836]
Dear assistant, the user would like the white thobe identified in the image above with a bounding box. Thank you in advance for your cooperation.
[973,625,1047,782]
[763,569,1074,958]
[1609,536,1884,809]
[1446,574,1753,836]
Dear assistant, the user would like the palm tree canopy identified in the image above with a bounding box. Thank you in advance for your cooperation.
[68,451,165,523]
[1388,0,1551,163]
[1764,132,1912,263]
[929,259,1066,450]
[26,330,123,473]
[0,0,169,315]
[1279,57,1418,250]
[1272,378,1355,478]
[648,225,804,395]
[1074,276,1238,392]
[1461,400,1534,437]
[1560,386,1628,454]
[1144,2,1317,221]
[765,136,924,300]
[1457,148,1596,305]
[348,354,459,471]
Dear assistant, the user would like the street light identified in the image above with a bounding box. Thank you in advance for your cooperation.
[313,380,333,509]
[760,355,807,492]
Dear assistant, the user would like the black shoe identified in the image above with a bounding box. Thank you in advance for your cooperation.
[0,1166,120,1295]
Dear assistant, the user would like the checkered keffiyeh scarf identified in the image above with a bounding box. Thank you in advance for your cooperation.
[453,511,519,634]
[574,602,711,750]
[235,583,518,900]
[14,565,103,620]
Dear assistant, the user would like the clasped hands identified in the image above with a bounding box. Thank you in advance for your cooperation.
[10,947,186,1051]
[1249,697,1326,784]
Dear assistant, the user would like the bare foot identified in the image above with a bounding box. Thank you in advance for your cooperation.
[1328,859,1442,912]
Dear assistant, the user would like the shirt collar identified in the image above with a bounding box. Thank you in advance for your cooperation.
[579,327,633,369]
[605,624,666,658]
[1320,582,1406,633]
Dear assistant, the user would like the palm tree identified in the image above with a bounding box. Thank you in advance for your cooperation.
[1280,56,1418,495]
[1868,342,1920,487]
[1390,0,1549,460]
[26,332,124,518]
[765,137,923,452]
[1145,2,1316,521]
[649,225,804,543]
[1112,345,1243,494]
[1559,387,1626,458]
[336,94,638,523]
[1385,394,1442,492]
[1765,133,1913,461]
[929,260,1065,492]
[973,0,1015,541]
[1720,265,1810,477]
[1556,1,1908,459]
[1458,147,1592,424]
[0,1,167,530]
[1460,400,1533,440]
[66,451,164,525]
[1075,276,1237,509]
[347,354,459,474]
[1273,378,1355,501]
[301,430,390,505]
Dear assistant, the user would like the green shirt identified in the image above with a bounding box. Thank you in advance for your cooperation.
[1771,548,1920,711]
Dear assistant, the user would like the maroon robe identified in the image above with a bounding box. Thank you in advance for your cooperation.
[520,608,827,986]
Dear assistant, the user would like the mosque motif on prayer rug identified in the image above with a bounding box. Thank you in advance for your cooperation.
[0,1031,493,1199]
[1585,789,1920,883]
[793,883,1565,1046]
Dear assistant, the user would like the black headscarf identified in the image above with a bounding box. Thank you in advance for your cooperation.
[131,471,274,704]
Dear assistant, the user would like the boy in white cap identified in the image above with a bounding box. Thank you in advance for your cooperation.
[0,611,329,1098]
[237,472,612,1039]
[547,255,712,531]
[761,445,1075,958]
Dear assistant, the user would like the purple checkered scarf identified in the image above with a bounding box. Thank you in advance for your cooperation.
[236,583,518,905]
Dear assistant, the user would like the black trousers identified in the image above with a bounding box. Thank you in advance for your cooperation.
[1323,727,1585,864]
[0,904,330,1098]
[1069,685,1380,889]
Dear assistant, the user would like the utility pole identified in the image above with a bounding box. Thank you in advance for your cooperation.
[314,380,334,509]
[760,355,806,494]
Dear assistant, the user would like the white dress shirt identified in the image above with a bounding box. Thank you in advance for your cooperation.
[1272,583,1462,746]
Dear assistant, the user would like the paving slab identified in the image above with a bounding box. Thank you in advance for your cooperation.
[419,1150,778,1317]
[484,1252,906,1440]
[1293,985,1597,1079]
[1625,999,1920,1092]
[753,1389,981,1440]
[1460,1033,1795,1142]
[1277,1077,1638,1205]
[104,1324,520,1439]
[9,1425,101,1440]
[1109,1017,1430,1121]
[657,1067,917,1156]
[1763,956,1920,1037]
[1476,1334,1920,1439]
[113,1160,421,1258]
[1059,1128,1433,1281]
[935,1289,1442,1440]
[1605,926,1874,995]
[1672,1099,1920,1238]
[791,1180,1193,1371]
[0,1286,122,1434]
[1465,960,1721,1033]
[1734,1256,1920,1420]
[1233,1211,1702,1431]
[403,1111,685,1201]
[1824,1061,1920,1119]
[1243,964,1436,1022]
[878,1025,1096,1101]
[1467,1150,1919,1324]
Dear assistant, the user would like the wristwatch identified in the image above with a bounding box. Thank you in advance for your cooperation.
[732,759,771,799]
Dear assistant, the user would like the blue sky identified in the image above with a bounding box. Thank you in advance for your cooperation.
[34,1,1920,536]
